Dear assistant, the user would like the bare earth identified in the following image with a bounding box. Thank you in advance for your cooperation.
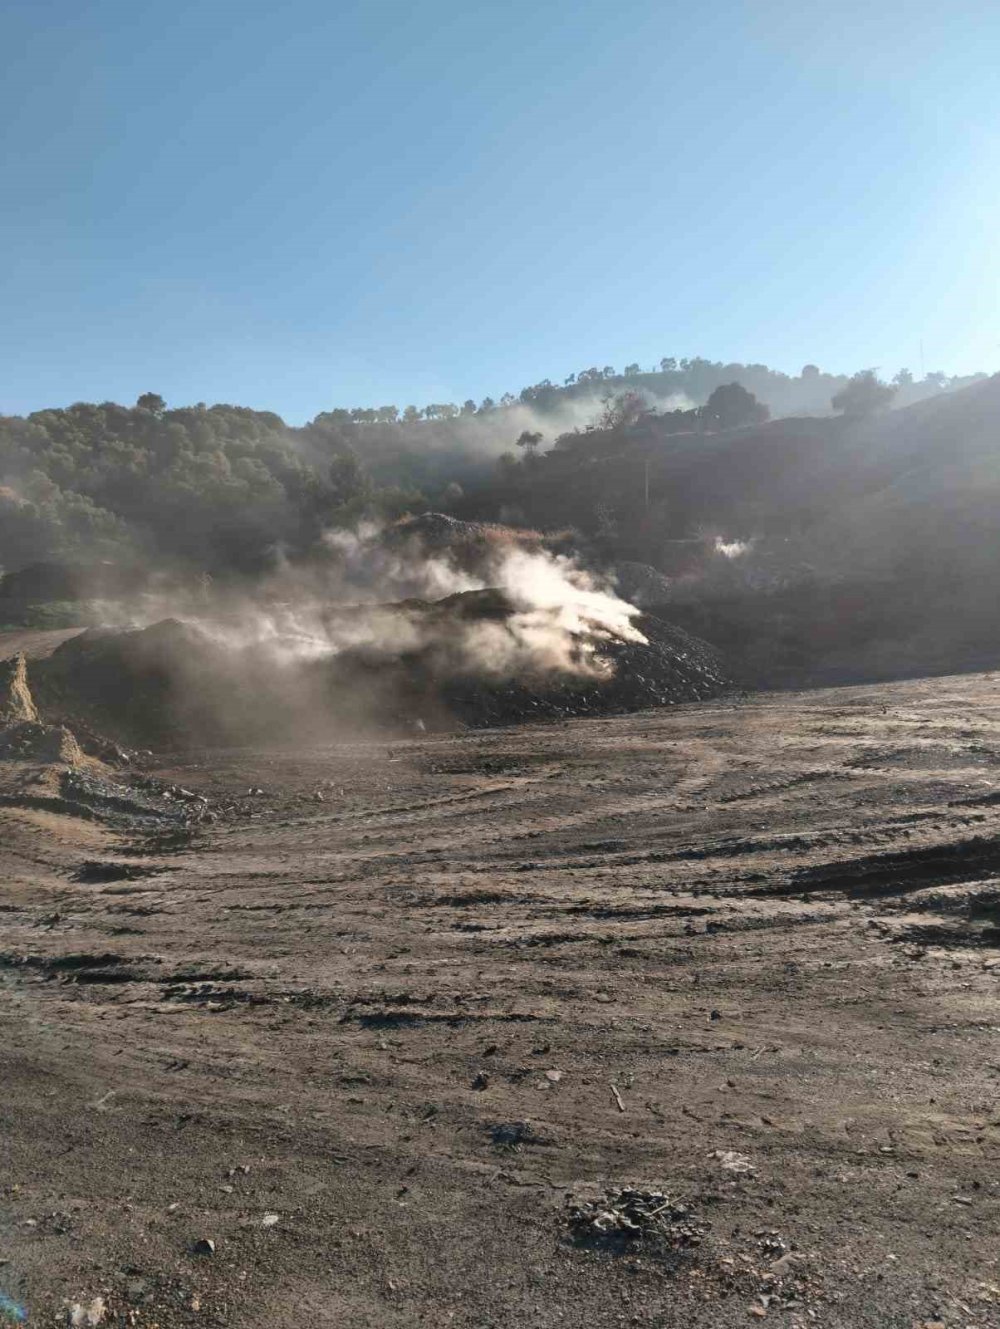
[4,675,1000,1328]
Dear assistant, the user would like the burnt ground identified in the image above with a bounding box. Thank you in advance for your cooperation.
[4,675,1000,1327]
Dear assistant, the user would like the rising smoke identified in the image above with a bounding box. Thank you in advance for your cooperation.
[206,522,643,679]
[87,520,647,741]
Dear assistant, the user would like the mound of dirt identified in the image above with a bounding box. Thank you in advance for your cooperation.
[386,513,546,553]
[31,619,271,750]
[0,652,87,766]
[0,720,85,764]
[28,595,730,750]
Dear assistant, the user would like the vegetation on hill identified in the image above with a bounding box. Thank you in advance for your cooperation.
[0,357,990,587]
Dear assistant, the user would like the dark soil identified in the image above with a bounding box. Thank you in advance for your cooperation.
[3,671,1000,1326]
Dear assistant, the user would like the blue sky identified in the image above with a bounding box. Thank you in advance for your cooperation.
[1,0,998,422]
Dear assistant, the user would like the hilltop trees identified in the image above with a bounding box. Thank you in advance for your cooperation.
[831,370,897,417]
[0,354,980,583]
[0,401,425,576]
[702,383,769,431]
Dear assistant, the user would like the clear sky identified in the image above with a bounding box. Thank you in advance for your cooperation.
[1,0,998,422]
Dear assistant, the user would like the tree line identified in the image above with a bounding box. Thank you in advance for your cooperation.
[0,360,985,583]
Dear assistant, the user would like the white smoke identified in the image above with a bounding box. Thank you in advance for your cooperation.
[714,536,753,559]
[94,521,646,684]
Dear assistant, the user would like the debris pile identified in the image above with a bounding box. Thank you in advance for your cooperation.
[566,1188,706,1253]
[438,610,729,726]
[325,594,730,730]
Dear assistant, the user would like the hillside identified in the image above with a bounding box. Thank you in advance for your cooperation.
[461,375,1000,683]
[2,370,999,689]
[0,359,986,578]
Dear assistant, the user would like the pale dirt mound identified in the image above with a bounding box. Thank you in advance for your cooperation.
[0,651,90,773]
[0,653,38,723]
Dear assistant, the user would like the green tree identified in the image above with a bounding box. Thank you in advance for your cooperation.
[831,370,897,417]
[702,383,770,431]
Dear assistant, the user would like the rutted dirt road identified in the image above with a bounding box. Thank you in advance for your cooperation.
[4,675,1000,1327]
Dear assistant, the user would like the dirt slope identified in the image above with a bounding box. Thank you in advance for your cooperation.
[0,626,87,661]
[3,677,1000,1326]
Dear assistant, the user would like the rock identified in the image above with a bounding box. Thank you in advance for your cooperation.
[261,1213,279,1228]
[545,1069,563,1083]
[472,1071,490,1090]
[66,1298,105,1327]
[711,1149,755,1175]
[491,1120,537,1148]
[191,1237,216,1256]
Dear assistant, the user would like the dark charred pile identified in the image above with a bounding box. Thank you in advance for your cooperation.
[323,593,730,729]
[438,610,729,726]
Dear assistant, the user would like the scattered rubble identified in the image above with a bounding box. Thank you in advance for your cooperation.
[566,1189,706,1254]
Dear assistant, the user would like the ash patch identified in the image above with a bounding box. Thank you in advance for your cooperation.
[73,860,166,884]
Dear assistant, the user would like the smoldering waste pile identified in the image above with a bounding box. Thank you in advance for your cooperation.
[361,589,731,728]
[22,591,729,749]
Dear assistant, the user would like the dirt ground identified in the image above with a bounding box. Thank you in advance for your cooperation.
[4,675,1000,1328]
